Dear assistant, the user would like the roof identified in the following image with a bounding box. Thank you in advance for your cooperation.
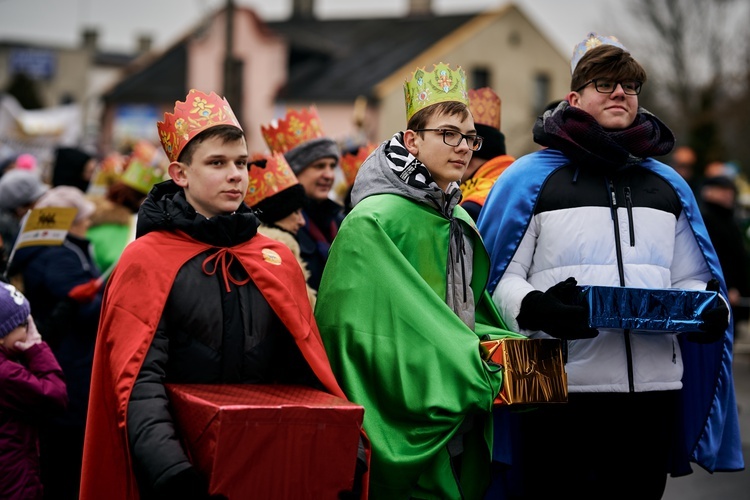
[103,43,186,103]
[267,14,475,102]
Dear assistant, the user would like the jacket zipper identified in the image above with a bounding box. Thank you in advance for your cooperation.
[624,187,635,247]
[608,179,635,392]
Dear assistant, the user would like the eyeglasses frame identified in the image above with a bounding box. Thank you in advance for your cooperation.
[413,128,484,151]
[575,79,643,95]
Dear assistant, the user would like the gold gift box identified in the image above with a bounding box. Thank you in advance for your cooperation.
[480,338,568,405]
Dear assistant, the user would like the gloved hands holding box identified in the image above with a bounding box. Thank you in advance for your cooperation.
[517,277,599,340]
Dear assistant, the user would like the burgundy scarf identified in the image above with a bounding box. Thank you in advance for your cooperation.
[533,102,675,172]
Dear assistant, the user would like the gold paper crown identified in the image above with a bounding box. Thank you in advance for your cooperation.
[468,87,501,131]
[403,62,469,121]
[157,89,243,162]
[244,152,299,207]
[570,32,627,73]
[260,107,325,155]
[340,143,377,187]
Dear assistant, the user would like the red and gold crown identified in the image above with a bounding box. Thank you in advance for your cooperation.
[260,106,325,155]
[340,143,377,187]
[469,87,501,131]
[244,152,299,207]
[157,89,243,162]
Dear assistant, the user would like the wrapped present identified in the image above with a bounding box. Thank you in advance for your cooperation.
[480,338,567,405]
[576,285,722,333]
[165,384,364,499]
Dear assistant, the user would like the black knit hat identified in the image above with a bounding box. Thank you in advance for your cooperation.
[474,123,506,161]
[252,183,306,224]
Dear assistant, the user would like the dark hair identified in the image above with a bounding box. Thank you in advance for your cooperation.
[106,181,147,214]
[177,125,245,164]
[407,101,471,132]
[571,45,647,92]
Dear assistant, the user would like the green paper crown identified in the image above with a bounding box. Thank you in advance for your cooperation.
[121,158,160,195]
[403,62,469,121]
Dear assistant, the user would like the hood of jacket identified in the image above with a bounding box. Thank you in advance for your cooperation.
[351,132,462,217]
[136,180,259,247]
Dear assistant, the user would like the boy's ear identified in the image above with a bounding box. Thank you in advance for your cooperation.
[168,161,188,188]
[403,129,419,156]
[567,92,581,108]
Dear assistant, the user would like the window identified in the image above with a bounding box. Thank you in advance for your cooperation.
[472,67,491,89]
[534,73,551,115]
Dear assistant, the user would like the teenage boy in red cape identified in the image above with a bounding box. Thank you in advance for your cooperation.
[80,90,367,500]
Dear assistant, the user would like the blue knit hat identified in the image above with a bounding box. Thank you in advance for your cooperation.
[0,282,30,338]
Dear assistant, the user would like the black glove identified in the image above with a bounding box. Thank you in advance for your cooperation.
[686,279,728,344]
[516,277,599,340]
[154,467,224,500]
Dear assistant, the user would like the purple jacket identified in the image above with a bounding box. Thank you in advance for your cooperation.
[0,342,68,499]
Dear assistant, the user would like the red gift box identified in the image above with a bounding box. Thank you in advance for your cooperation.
[165,384,364,499]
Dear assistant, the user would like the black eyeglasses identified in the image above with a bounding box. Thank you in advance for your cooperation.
[575,79,642,95]
[413,129,483,151]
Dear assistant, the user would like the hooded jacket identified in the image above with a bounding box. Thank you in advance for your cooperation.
[81,181,361,499]
[315,134,523,499]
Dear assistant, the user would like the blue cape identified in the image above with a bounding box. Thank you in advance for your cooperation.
[478,149,744,474]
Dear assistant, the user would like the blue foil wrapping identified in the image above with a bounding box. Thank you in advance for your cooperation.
[576,285,722,333]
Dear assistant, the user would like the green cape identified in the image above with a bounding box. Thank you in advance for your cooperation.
[315,193,522,499]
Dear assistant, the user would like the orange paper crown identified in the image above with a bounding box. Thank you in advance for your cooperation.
[469,87,502,131]
[340,143,377,187]
[260,107,325,155]
[157,89,243,162]
[244,152,299,207]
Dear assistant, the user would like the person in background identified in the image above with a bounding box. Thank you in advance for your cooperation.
[337,143,378,215]
[460,87,514,222]
[7,185,100,500]
[699,174,750,331]
[261,107,343,290]
[315,62,523,498]
[478,33,743,499]
[87,147,162,273]
[0,282,68,500]
[244,151,317,306]
[670,145,699,194]
[80,90,366,500]
[52,146,97,193]
[0,170,49,274]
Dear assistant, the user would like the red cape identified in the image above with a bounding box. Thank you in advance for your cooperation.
[81,230,365,499]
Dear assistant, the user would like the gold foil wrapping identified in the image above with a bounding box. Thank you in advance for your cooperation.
[480,338,568,405]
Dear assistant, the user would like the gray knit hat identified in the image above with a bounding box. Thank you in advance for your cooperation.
[0,170,49,211]
[284,137,340,175]
[0,282,30,339]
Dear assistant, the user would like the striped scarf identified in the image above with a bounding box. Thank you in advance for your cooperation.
[384,132,460,193]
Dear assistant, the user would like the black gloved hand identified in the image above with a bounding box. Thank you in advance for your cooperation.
[516,277,599,340]
[154,467,223,500]
[686,279,728,344]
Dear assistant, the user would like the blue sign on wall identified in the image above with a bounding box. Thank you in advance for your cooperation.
[9,48,57,80]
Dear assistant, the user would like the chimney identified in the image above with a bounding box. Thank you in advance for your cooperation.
[81,28,98,51]
[137,34,153,55]
[291,0,314,19]
[409,0,432,16]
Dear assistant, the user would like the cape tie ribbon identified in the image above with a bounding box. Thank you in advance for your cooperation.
[202,248,250,292]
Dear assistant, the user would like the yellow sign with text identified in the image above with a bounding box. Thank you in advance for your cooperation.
[14,207,77,249]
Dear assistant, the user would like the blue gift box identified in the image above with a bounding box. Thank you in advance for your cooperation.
[576,285,722,333]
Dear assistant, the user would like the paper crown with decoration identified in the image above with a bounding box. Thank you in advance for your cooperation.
[120,157,162,195]
[157,89,243,162]
[244,152,299,207]
[340,143,377,188]
[570,32,627,73]
[87,152,126,196]
[403,62,469,121]
[468,87,501,131]
[260,107,326,155]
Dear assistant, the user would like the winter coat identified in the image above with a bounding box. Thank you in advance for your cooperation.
[114,182,330,497]
[297,198,344,290]
[86,195,137,273]
[9,235,101,429]
[0,343,67,499]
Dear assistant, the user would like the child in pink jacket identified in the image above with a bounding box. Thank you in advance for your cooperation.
[0,282,67,499]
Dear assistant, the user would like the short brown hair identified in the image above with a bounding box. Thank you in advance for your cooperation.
[571,45,647,92]
[407,101,471,132]
[177,125,245,164]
